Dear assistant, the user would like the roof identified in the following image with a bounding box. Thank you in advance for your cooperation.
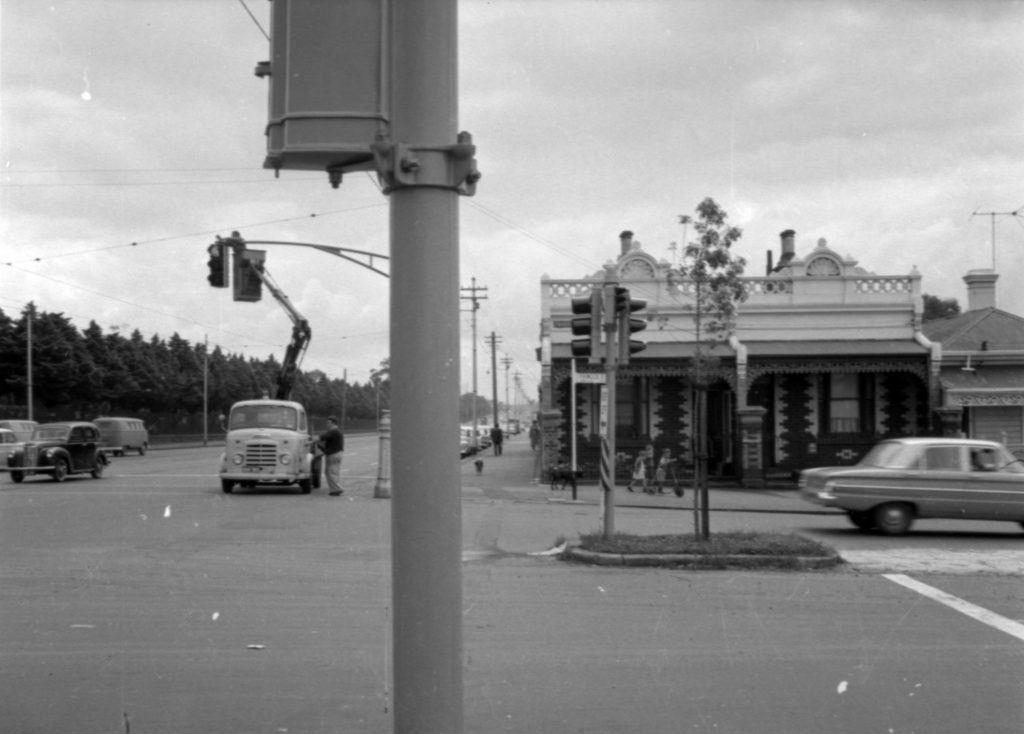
[923,307,1024,351]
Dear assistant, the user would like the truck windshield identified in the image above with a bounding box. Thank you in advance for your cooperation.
[229,406,298,431]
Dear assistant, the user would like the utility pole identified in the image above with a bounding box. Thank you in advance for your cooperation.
[25,303,34,422]
[203,335,209,446]
[387,4,470,732]
[501,355,513,427]
[460,278,487,448]
[485,332,502,428]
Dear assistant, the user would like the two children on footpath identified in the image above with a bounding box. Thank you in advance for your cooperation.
[628,445,684,497]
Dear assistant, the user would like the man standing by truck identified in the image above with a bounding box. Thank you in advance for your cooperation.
[318,416,344,496]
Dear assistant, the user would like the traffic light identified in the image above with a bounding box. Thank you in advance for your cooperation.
[615,287,647,365]
[233,248,266,303]
[206,240,229,288]
[570,288,603,364]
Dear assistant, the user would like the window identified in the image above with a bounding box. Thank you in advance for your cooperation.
[923,446,965,471]
[616,377,649,440]
[823,374,874,434]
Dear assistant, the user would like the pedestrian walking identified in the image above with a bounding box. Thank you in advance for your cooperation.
[653,448,682,496]
[529,420,541,451]
[641,443,656,494]
[627,451,647,492]
[491,424,504,455]
[318,416,345,496]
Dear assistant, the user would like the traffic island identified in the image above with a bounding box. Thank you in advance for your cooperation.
[561,531,842,571]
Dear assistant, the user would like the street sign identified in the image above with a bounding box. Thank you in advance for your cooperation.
[574,372,606,384]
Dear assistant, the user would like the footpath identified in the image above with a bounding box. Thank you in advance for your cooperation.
[457,434,830,557]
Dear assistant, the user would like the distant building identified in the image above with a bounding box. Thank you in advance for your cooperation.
[539,230,942,486]
[924,270,1024,449]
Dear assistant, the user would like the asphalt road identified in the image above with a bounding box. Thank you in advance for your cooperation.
[2,442,1023,733]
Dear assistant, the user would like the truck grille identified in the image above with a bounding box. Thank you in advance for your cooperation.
[244,442,278,468]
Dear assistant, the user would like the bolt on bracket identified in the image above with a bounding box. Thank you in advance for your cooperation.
[371,131,481,196]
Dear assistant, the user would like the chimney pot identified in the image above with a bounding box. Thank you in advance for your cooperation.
[619,230,634,256]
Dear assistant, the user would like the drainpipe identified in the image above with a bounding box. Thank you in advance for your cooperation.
[915,330,943,432]
[729,334,748,409]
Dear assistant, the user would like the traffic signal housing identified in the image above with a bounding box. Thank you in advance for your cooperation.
[233,248,266,303]
[206,241,229,288]
[615,287,647,365]
[570,288,603,365]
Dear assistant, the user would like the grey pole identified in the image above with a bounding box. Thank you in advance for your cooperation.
[389,2,463,732]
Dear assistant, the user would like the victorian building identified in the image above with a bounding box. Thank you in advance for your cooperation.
[538,230,937,486]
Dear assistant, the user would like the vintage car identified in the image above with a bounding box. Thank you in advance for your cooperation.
[799,437,1024,535]
[6,421,109,483]
[0,428,19,446]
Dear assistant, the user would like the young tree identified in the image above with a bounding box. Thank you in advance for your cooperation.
[671,198,748,539]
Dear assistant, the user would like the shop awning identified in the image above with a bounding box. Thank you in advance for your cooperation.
[743,340,928,357]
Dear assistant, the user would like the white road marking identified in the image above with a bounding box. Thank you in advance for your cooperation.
[884,573,1024,643]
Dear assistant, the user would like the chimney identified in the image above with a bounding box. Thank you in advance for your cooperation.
[619,230,634,256]
[963,269,998,311]
[770,229,796,272]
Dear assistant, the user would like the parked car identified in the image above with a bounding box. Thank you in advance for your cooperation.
[6,421,109,483]
[93,417,149,456]
[799,437,1024,535]
[0,419,38,443]
[0,428,19,446]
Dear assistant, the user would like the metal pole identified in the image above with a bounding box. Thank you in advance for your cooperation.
[489,332,500,429]
[26,304,33,422]
[601,275,618,538]
[203,335,208,446]
[389,2,463,732]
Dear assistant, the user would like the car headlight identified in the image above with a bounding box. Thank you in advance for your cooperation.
[232,453,244,466]
[280,453,291,465]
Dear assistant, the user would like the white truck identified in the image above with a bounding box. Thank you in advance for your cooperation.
[212,234,321,495]
[219,399,318,494]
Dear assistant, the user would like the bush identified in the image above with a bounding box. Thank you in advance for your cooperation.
[577,530,834,557]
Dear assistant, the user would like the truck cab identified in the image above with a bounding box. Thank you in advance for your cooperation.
[219,399,318,494]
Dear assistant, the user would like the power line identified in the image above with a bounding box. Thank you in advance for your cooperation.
[1,204,387,267]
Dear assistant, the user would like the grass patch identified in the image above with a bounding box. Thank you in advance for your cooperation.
[577,530,834,557]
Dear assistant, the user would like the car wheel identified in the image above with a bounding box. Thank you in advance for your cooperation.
[848,510,875,531]
[874,502,914,536]
[10,471,24,483]
[51,458,68,483]
[91,459,104,479]
[221,479,235,494]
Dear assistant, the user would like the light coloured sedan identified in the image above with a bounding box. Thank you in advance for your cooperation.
[799,437,1024,535]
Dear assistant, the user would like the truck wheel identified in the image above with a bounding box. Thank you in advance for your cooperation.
[221,479,235,494]
[52,458,68,482]
[298,477,312,494]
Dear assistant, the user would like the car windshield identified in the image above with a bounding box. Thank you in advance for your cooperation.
[857,441,919,469]
[229,405,298,431]
[34,426,70,441]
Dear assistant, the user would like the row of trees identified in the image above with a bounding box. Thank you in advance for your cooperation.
[0,306,392,433]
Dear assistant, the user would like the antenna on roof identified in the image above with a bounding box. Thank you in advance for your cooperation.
[971,206,1023,271]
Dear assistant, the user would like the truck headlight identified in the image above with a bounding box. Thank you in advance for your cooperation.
[280,453,291,465]
[232,453,244,466]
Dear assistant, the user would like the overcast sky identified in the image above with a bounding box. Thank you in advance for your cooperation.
[2,1,1022,401]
